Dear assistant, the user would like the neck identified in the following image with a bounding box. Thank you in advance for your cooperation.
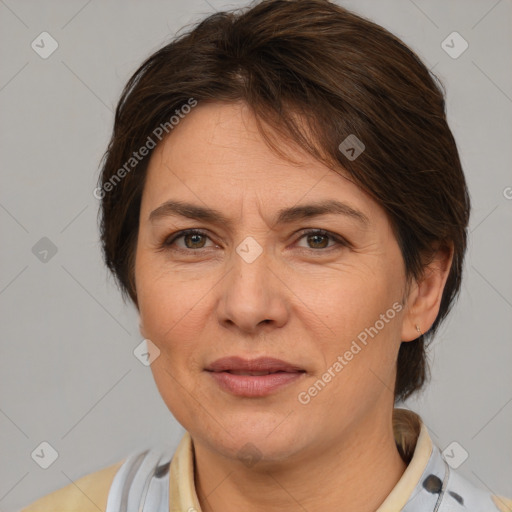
[193,407,407,512]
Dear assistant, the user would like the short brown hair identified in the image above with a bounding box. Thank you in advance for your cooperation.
[98,0,470,402]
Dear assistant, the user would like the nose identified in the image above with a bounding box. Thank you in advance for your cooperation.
[217,244,289,335]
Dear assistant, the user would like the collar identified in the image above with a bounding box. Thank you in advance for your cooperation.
[107,408,510,511]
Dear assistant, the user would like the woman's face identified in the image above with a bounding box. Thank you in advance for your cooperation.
[135,101,412,464]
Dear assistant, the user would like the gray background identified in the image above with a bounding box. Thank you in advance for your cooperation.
[0,0,511,510]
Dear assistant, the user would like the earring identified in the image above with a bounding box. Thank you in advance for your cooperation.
[415,325,422,336]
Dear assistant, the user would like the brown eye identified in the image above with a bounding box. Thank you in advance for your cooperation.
[296,229,347,251]
[163,229,214,250]
[305,233,330,249]
[182,232,207,249]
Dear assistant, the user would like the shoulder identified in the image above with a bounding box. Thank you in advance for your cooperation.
[493,495,512,512]
[19,458,125,512]
[421,449,512,512]
[445,467,512,512]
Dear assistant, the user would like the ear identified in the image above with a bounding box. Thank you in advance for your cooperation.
[401,243,454,342]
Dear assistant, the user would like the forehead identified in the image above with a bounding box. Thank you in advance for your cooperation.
[149,101,330,180]
[141,101,380,222]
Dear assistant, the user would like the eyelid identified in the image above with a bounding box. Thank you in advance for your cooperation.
[161,227,350,252]
[162,228,216,249]
[295,228,350,249]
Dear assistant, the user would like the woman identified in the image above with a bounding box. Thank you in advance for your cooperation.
[21,0,511,510]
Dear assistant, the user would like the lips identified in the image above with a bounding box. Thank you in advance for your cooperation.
[206,356,304,374]
[205,356,305,397]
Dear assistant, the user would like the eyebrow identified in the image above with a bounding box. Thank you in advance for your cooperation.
[148,199,369,227]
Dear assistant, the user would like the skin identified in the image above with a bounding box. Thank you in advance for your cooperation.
[135,100,452,512]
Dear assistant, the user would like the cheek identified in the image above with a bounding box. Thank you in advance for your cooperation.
[310,260,403,336]
[135,258,214,411]
[304,261,404,397]
[148,356,202,435]
[138,273,208,426]
[136,252,207,344]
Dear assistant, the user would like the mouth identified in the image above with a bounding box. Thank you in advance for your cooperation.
[205,356,306,397]
[206,356,305,373]
[224,370,287,376]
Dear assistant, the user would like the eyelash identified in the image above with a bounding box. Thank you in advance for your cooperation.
[160,228,349,253]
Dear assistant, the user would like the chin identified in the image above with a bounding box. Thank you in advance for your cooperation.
[195,412,314,467]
